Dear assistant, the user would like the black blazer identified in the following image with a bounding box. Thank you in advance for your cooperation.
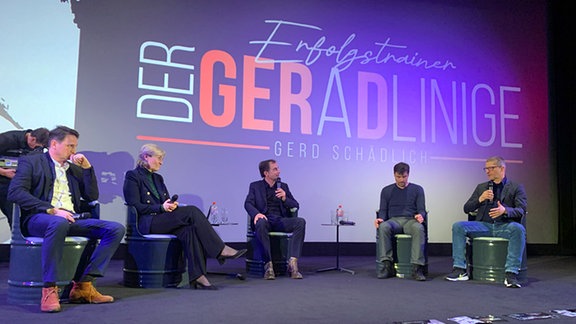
[8,152,98,227]
[123,166,170,234]
[244,179,299,228]
[463,179,527,222]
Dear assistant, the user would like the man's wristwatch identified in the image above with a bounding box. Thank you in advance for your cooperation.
[46,208,56,215]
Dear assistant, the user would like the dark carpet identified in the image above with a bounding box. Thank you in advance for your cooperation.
[1,255,575,323]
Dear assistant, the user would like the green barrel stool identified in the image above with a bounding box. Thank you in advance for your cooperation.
[394,234,413,278]
[471,236,528,282]
[471,237,509,282]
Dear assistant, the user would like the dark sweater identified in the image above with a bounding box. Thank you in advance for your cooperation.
[378,183,426,220]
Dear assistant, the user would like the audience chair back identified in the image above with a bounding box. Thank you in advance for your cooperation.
[245,208,297,276]
[7,203,92,305]
[123,205,185,288]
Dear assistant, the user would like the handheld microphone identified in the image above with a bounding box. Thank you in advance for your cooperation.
[276,177,282,190]
[170,194,178,203]
[488,181,493,203]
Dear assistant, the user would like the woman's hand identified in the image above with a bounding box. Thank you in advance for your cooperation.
[162,199,178,212]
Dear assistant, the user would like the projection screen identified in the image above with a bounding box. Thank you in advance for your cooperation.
[0,0,553,244]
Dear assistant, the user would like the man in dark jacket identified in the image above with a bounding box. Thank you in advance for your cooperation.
[0,128,49,226]
[245,159,305,280]
[8,126,125,312]
[445,156,527,288]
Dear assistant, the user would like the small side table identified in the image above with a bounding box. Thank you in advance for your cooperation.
[317,223,355,275]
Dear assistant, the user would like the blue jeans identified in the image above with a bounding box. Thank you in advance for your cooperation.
[452,221,526,274]
[27,213,125,283]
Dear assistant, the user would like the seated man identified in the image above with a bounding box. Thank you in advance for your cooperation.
[374,162,427,281]
[0,127,49,226]
[244,159,305,280]
[445,156,527,288]
[8,126,125,312]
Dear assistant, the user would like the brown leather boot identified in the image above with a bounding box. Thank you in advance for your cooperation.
[288,257,303,279]
[264,261,276,280]
[41,286,61,313]
[69,281,114,304]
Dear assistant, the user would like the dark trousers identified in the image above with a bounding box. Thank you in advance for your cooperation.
[254,215,306,263]
[26,213,125,283]
[150,205,225,281]
[0,182,12,227]
[376,217,426,266]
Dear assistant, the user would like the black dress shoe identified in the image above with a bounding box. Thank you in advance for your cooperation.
[377,260,396,279]
[217,249,247,265]
[412,264,426,281]
[191,281,218,290]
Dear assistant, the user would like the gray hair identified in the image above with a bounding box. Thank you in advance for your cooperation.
[486,156,506,167]
[137,143,165,168]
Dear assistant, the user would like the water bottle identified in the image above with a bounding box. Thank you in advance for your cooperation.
[336,205,344,224]
[209,202,219,224]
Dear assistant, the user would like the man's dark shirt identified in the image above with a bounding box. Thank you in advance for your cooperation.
[265,184,282,217]
[479,178,507,223]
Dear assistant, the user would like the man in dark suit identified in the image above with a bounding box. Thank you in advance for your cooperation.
[0,127,49,226]
[445,156,527,288]
[8,126,125,312]
[245,159,305,280]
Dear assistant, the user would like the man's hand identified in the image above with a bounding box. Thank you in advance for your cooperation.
[70,153,91,169]
[53,208,75,223]
[479,189,494,203]
[275,188,286,201]
[0,167,16,179]
[254,213,268,225]
[489,201,506,219]
[374,218,384,228]
[414,213,424,224]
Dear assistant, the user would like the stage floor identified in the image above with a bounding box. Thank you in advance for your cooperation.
[1,255,575,323]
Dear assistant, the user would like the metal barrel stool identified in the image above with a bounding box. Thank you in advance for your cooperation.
[245,209,298,277]
[471,237,509,282]
[7,205,88,305]
[471,236,528,282]
[394,234,413,278]
[246,230,292,276]
[123,205,185,288]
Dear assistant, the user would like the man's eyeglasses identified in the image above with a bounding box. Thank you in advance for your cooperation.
[482,166,500,171]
